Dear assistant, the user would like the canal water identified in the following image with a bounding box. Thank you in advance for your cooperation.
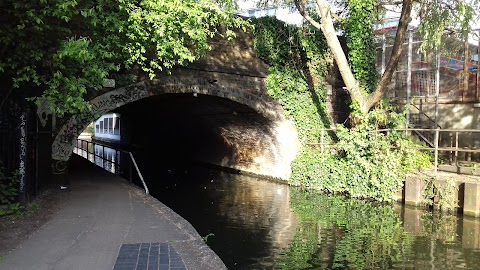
[135,159,480,269]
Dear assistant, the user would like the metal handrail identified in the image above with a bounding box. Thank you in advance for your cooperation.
[410,103,441,129]
[128,152,149,194]
[315,128,480,176]
[73,139,149,194]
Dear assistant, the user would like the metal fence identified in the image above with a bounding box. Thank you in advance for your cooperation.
[73,139,121,174]
[73,139,149,194]
[0,101,38,204]
[315,128,480,176]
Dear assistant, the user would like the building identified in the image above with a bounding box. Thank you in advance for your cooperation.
[91,113,121,172]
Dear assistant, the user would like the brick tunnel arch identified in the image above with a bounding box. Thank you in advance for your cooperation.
[52,72,299,179]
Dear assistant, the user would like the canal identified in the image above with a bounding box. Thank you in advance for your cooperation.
[75,141,480,270]
[128,155,480,270]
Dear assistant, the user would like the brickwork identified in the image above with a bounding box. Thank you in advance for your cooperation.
[51,33,300,180]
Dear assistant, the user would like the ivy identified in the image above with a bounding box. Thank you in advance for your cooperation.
[344,0,378,93]
[253,16,331,139]
[294,104,431,201]
[0,161,22,216]
[253,17,431,202]
[422,176,458,211]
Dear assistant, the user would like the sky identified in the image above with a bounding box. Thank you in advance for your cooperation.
[234,0,479,46]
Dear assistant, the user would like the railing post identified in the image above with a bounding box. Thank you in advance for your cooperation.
[434,48,440,128]
[102,145,105,170]
[468,132,473,162]
[406,29,413,129]
[449,133,453,164]
[434,128,440,176]
[115,150,118,174]
[129,158,133,183]
[455,131,459,165]
[321,129,325,153]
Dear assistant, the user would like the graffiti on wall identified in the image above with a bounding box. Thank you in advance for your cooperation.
[51,82,149,161]
[18,112,27,202]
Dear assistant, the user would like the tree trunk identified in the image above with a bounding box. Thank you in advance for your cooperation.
[365,0,412,112]
[463,38,469,99]
[295,0,413,116]
[312,0,367,113]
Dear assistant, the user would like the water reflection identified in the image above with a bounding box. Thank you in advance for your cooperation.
[136,160,480,270]
[283,190,480,270]
[143,165,298,269]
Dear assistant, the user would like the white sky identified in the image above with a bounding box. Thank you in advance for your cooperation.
[235,0,479,45]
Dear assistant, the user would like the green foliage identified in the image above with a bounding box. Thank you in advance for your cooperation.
[344,0,378,92]
[0,161,22,216]
[252,17,300,67]
[292,103,432,201]
[276,190,413,269]
[437,178,458,211]
[253,16,331,139]
[422,176,458,212]
[416,0,480,51]
[0,0,245,115]
[253,16,337,193]
[266,67,328,142]
[253,17,431,202]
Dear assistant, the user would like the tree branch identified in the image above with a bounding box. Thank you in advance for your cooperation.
[294,0,322,30]
[312,0,365,107]
[366,0,412,111]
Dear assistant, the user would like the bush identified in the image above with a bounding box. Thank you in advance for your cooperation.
[291,105,432,201]
[0,161,21,216]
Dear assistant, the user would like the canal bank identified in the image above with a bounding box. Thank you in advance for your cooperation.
[0,155,226,270]
[400,168,480,216]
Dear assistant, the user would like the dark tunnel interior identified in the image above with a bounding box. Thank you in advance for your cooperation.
[113,93,275,170]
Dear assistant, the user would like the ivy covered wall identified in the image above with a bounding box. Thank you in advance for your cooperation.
[252,17,431,201]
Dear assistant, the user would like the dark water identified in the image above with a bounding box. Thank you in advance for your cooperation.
[136,160,480,270]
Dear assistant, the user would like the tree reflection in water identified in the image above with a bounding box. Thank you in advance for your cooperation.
[140,159,480,270]
[278,189,480,270]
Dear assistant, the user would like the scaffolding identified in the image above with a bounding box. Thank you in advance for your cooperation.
[375,25,480,129]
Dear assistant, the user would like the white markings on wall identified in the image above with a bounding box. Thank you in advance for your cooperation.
[18,113,27,194]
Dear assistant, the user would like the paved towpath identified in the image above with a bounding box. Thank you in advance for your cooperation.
[0,156,226,270]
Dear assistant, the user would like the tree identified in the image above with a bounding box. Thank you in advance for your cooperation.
[261,0,479,117]
[0,0,245,115]
[293,0,411,117]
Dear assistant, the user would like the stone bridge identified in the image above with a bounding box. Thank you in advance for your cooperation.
[49,31,299,180]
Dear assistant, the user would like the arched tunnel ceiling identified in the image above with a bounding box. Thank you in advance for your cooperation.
[114,94,284,176]
[116,93,258,117]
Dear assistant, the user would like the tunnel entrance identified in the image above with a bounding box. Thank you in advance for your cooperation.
[114,93,296,179]
[52,77,299,180]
